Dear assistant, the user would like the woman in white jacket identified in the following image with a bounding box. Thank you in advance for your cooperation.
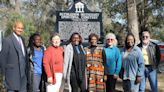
[62,32,86,92]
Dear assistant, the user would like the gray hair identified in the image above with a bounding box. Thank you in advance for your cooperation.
[105,33,118,46]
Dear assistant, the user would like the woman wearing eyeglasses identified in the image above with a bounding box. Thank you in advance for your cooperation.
[43,33,64,92]
[103,33,122,92]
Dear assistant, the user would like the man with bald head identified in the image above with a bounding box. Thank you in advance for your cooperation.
[0,20,28,92]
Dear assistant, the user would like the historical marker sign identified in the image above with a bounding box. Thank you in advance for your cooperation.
[56,1,103,43]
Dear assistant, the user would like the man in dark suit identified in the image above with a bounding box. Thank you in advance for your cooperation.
[0,20,28,92]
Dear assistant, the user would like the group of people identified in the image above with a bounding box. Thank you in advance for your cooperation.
[0,20,160,92]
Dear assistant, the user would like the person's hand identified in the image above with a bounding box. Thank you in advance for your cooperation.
[113,74,119,79]
[47,77,53,84]
[104,75,107,81]
[135,76,141,84]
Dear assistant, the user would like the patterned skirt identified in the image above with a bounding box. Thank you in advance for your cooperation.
[87,61,105,92]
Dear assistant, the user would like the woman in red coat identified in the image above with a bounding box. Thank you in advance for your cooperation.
[43,33,64,92]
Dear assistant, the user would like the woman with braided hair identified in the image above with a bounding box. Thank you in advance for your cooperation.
[27,33,46,92]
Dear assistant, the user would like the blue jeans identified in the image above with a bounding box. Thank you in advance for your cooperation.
[139,66,158,92]
[33,74,41,92]
[123,80,139,92]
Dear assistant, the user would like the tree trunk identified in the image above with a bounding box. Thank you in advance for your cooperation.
[127,0,140,44]
[15,0,21,14]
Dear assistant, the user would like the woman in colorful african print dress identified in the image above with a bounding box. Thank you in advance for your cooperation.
[85,33,105,92]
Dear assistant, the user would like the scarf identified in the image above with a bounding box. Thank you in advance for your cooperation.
[72,44,86,83]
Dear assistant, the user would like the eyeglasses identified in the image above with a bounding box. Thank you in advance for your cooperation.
[107,39,114,41]
[142,36,149,39]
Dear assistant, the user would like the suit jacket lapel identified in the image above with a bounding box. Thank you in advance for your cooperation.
[11,34,21,53]
[20,36,27,56]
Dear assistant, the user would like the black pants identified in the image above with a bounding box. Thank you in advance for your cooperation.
[106,75,117,92]
[70,68,86,92]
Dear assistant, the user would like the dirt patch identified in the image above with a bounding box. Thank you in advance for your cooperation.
[115,73,164,92]
[0,73,164,92]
